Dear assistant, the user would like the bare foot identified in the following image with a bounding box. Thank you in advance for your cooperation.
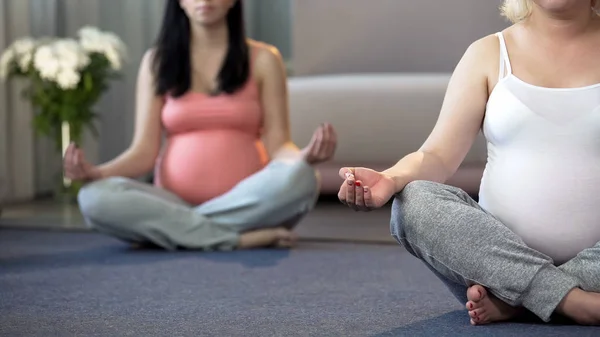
[465,285,522,325]
[556,288,600,325]
[273,228,298,248]
[238,227,298,249]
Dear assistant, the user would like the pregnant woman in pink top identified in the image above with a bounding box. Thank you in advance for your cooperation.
[63,0,337,250]
[339,0,600,327]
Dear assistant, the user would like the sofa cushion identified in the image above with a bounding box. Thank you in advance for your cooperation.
[287,74,487,195]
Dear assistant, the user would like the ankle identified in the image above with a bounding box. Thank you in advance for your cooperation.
[555,287,600,322]
[238,228,279,249]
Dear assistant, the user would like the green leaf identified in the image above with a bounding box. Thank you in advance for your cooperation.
[84,72,93,92]
[32,113,52,137]
[10,44,126,148]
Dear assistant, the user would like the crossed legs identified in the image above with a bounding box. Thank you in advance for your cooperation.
[390,180,600,325]
[77,159,319,250]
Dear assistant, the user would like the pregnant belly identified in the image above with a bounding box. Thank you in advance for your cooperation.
[156,131,268,205]
[479,153,600,265]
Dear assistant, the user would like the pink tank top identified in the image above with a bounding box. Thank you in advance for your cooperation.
[154,52,268,205]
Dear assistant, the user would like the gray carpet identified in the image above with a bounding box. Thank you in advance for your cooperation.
[0,199,397,244]
[1,229,598,337]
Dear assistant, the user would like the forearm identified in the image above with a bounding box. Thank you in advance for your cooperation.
[382,151,451,192]
[97,149,156,179]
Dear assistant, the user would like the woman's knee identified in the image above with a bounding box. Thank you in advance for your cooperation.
[77,177,130,221]
[267,159,320,202]
[390,180,448,243]
[243,159,319,226]
[289,159,319,193]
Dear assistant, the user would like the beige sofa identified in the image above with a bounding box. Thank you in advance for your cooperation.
[288,73,487,196]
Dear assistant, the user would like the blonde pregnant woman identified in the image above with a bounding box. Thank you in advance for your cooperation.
[338,0,600,326]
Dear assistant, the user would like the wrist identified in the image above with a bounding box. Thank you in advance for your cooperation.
[298,146,316,165]
[381,168,412,192]
[93,166,107,180]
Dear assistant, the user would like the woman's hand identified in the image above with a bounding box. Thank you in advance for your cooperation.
[63,143,102,182]
[300,123,337,165]
[338,167,396,211]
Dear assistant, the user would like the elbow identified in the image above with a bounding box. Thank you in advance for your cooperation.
[141,150,159,172]
[418,150,457,183]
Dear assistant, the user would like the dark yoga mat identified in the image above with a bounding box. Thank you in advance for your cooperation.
[1,229,598,337]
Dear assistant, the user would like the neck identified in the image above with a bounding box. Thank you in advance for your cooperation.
[527,3,596,39]
[190,20,228,50]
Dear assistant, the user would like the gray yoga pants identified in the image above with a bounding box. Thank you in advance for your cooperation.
[78,159,319,251]
[390,180,600,322]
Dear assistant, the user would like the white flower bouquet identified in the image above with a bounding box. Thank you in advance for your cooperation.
[0,26,126,151]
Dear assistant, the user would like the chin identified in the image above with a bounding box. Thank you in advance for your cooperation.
[534,0,590,10]
[192,16,224,27]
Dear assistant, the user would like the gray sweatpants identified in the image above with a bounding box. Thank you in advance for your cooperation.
[78,159,319,251]
[390,180,600,322]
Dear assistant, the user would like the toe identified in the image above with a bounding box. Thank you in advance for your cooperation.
[467,285,487,302]
[470,308,487,321]
[473,308,486,317]
[470,312,487,324]
[476,313,491,325]
[466,299,485,310]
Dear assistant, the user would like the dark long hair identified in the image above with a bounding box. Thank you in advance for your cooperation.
[152,0,250,97]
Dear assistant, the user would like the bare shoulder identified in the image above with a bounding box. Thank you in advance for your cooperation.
[139,48,157,75]
[142,47,157,60]
[248,39,282,61]
[248,40,285,77]
[136,48,163,101]
[458,33,503,92]
[463,33,500,67]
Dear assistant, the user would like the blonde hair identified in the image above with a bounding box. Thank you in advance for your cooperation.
[501,0,600,23]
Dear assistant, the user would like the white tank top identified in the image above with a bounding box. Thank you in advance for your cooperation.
[478,32,600,265]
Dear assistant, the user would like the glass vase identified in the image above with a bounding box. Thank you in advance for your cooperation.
[54,120,83,204]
